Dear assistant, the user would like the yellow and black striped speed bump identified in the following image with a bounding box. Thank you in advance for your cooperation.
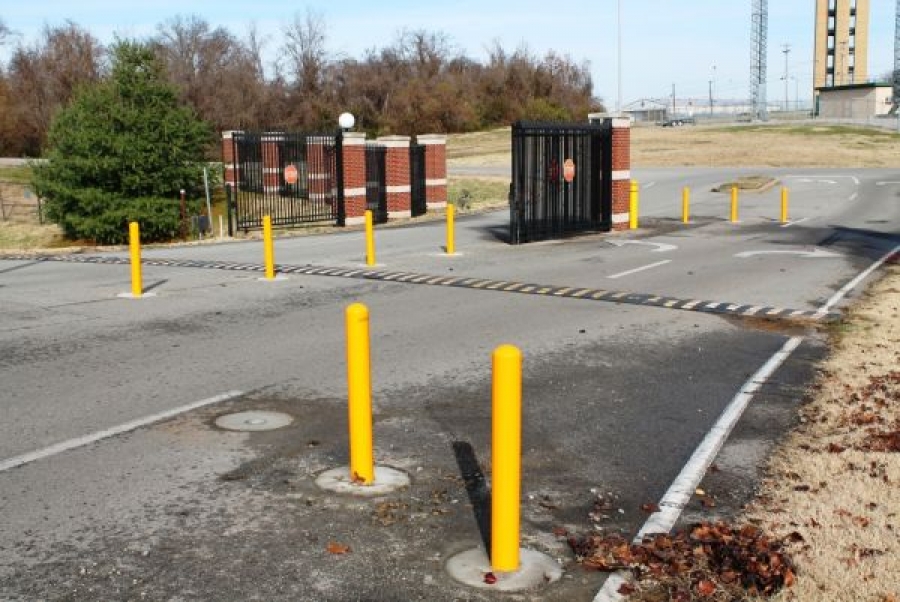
[1,254,839,322]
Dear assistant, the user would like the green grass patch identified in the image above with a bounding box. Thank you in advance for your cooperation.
[447,177,509,211]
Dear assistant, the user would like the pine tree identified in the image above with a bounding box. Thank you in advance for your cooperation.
[33,40,211,244]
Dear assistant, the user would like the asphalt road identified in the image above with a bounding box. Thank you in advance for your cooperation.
[1,167,898,601]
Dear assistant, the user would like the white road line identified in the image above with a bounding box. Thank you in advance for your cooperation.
[849,193,859,202]
[784,174,860,185]
[814,244,900,319]
[594,245,900,602]
[606,260,672,280]
[643,182,657,189]
[780,217,811,228]
[0,390,244,473]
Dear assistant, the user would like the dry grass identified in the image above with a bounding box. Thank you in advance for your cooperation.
[0,221,66,251]
[741,266,900,602]
[446,123,900,169]
[632,124,900,168]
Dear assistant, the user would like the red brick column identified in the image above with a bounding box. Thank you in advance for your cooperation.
[418,134,447,209]
[222,131,240,187]
[261,133,283,192]
[341,132,368,225]
[377,135,412,218]
[609,117,632,231]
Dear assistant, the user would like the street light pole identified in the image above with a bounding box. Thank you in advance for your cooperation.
[617,0,622,115]
[782,44,791,112]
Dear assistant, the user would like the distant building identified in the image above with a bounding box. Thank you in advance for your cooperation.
[621,99,668,123]
[816,83,893,118]
[814,0,870,109]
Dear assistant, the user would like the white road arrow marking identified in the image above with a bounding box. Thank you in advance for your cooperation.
[734,248,842,259]
[609,240,678,253]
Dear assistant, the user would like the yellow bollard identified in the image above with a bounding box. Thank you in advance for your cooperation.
[682,187,690,224]
[263,215,275,280]
[629,180,639,230]
[346,303,374,484]
[365,210,376,266]
[446,203,456,255]
[129,221,143,298]
[491,344,522,572]
[780,187,789,224]
[730,186,739,223]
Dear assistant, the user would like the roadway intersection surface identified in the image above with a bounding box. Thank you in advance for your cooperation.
[1,167,898,601]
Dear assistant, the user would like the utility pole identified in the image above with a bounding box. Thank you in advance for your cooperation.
[782,44,791,112]
[671,83,676,118]
[617,0,623,114]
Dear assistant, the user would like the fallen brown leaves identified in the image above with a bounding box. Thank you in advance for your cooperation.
[568,522,796,599]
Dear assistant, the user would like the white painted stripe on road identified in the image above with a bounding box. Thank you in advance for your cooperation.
[814,244,900,319]
[849,193,859,202]
[606,260,671,280]
[595,244,900,602]
[785,174,859,185]
[592,337,803,602]
[780,217,811,228]
[0,390,244,473]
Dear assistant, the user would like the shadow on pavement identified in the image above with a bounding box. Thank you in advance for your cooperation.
[452,440,491,552]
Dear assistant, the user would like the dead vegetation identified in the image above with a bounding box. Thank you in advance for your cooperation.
[565,265,900,601]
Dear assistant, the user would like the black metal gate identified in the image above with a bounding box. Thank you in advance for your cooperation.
[227,131,344,232]
[509,121,611,244]
[409,142,427,217]
[365,143,388,224]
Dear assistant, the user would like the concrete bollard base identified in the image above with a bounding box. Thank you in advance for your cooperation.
[445,547,562,592]
[315,466,410,497]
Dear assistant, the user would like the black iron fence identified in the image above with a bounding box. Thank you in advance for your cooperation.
[410,142,427,217]
[365,143,388,224]
[227,131,344,232]
[509,121,611,244]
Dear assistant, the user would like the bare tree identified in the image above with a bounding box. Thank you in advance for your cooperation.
[5,21,104,155]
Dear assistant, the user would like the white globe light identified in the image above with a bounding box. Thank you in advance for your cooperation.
[338,112,355,130]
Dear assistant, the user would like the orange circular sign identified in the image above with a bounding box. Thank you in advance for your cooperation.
[563,159,576,183]
[284,164,299,185]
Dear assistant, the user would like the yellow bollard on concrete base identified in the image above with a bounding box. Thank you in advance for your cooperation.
[346,303,374,484]
[780,187,789,224]
[629,181,639,230]
[263,215,275,280]
[682,187,690,224]
[491,344,522,572]
[365,210,376,266]
[730,186,739,223]
[129,221,143,298]
[314,303,410,497]
[446,203,456,255]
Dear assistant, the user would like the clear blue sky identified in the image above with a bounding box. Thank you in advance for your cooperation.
[1,0,896,109]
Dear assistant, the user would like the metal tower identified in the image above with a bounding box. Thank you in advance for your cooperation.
[893,0,900,114]
[750,0,769,120]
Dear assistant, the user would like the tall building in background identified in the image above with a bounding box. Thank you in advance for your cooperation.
[814,0,870,97]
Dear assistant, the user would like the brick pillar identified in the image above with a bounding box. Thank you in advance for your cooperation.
[341,132,368,225]
[418,134,447,209]
[261,133,283,193]
[377,135,411,219]
[222,131,240,187]
[609,117,632,231]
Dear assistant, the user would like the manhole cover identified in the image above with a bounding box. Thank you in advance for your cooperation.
[215,411,293,432]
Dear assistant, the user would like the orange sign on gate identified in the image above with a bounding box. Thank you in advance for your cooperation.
[563,159,576,183]
[284,164,299,185]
